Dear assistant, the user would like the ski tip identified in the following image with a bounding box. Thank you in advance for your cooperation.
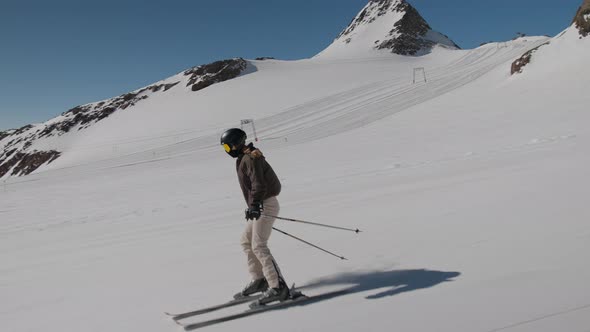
[164,311,185,322]
[164,313,183,325]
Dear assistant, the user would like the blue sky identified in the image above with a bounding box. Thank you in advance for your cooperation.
[0,0,583,131]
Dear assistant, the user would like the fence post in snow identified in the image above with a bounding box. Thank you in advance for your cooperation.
[413,67,427,84]
[240,119,259,142]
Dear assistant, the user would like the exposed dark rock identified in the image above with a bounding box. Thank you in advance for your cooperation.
[122,93,135,101]
[0,150,60,178]
[573,0,590,37]
[184,58,248,92]
[4,149,17,158]
[511,51,533,75]
[378,1,459,55]
[255,57,275,61]
[14,125,33,136]
[0,131,11,142]
[164,82,179,91]
[513,32,527,40]
[0,153,22,178]
[510,42,550,75]
[392,1,429,36]
[191,81,214,92]
[1,127,33,148]
[339,8,369,39]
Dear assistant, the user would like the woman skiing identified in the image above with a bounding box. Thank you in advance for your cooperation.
[220,128,290,305]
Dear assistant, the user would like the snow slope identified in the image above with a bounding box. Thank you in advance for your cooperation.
[1,26,590,332]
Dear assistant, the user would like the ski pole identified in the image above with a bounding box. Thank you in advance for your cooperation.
[272,226,347,260]
[264,214,361,234]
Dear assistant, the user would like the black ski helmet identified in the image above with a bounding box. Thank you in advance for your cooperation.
[220,128,247,157]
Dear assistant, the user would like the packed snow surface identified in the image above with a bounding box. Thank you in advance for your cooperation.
[1,29,590,332]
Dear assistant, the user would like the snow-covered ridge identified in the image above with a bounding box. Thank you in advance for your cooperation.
[511,0,590,75]
[0,58,249,179]
[317,0,459,58]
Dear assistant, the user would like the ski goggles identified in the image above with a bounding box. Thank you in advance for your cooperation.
[222,143,232,153]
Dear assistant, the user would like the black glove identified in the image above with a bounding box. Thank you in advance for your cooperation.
[245,201,263,220]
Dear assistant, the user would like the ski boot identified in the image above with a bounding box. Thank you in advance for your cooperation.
[251,279,290,307]
[234,278,269,299]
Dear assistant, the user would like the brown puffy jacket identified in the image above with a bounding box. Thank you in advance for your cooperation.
[236,145,281,206]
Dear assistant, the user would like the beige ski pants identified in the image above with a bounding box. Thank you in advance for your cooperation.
[240,196,283,288]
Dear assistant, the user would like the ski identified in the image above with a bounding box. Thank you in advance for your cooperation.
[165,294,261,321]
[180,291,310,331]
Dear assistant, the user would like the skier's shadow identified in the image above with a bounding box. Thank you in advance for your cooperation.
[294,269,461,305]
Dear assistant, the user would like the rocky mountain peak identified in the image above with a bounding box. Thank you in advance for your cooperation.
[318,0,459,57]
[573,0,590,37]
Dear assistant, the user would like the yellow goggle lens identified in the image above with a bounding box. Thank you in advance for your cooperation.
[223,143,231,153]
